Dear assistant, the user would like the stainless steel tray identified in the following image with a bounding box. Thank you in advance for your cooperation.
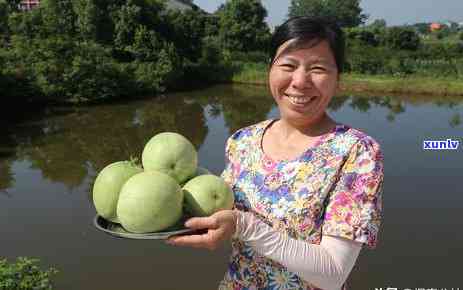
[93,215,196,240]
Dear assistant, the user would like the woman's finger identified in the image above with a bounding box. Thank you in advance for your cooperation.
[185,216,219,230]
[166,233,209,247]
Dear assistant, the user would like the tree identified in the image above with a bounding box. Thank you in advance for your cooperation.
[288,0,368,28]
[3,0,20,13]
[385,26,421,51]
[216,0,271,53]
[111,0,142,51]
[411,22,430,35]
[74,0,98,41]
[369,19,386,30]
[163,8,207,62]
[448,21,460,34]
[0,1,9,43]
[345,26,384,47]
[40,0,77,36]
[434,25,451,40]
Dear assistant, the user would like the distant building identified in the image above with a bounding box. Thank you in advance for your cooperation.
[430,23,442,32]
[20,0,40,11]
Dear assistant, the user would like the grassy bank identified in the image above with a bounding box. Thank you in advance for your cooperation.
[229,62,463,97]
[340,74,463,97]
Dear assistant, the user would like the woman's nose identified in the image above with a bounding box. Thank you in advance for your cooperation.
[291,68,312,90]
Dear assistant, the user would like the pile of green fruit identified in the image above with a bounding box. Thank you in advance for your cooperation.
[92,132,234,234]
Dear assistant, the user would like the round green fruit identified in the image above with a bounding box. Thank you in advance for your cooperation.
[195,166,211,176]
[181,166,212,186]
[92,161,143,223]
[117,171,183,233]
[142,132,197,184]
[183,174,234,217]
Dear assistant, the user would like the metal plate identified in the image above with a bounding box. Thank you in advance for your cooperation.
[93,215,196,240]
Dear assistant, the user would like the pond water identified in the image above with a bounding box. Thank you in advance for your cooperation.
[1,84,463,290]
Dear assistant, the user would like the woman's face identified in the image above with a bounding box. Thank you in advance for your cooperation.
[269,39,339,126]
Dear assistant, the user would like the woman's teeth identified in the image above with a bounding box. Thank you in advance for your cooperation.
[287,95,315,105]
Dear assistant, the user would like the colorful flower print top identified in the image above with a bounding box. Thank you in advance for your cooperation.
[218,119,384,290]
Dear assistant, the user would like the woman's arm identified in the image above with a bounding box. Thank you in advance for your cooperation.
[235,210,362,290]
[165,208,361,289]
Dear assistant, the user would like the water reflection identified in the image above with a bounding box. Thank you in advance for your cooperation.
[0,86,462,194]
[215,85,274,134]
[449,113,461,128]
[1,97,208,192]
[1,84,463,290]
[0,157,14,196]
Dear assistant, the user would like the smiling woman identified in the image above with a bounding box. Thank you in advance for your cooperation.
[268,40,339,137]
[166,16,384,290]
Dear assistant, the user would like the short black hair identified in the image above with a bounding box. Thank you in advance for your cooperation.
[270,16,345,73]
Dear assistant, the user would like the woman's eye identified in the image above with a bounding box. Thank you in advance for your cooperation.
[280,64,295,70]
[311,66,327,73]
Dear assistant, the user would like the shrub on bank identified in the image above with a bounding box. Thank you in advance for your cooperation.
[0,257,58,290]
[345,40,463,78]
[0,0,184,104]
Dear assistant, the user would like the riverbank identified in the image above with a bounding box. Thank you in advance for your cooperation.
[228,62,463,97]
[4,62,463,107]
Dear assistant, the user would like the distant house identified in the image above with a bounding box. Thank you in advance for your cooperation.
[430,22,442,32]
[20,0,40,10]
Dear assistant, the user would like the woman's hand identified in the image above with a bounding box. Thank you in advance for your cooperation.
[165,209,238,251]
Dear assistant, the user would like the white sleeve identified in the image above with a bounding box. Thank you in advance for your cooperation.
[233,210,363,290]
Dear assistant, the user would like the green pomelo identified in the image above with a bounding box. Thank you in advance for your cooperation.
[195,166,211,176]
[117,171,184,233]
[142,132,197,184]
[183,174,234,217]
[92,161,142,223]
[181,166,212,186]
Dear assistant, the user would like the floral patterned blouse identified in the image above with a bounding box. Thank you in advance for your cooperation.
[218,119,384,290]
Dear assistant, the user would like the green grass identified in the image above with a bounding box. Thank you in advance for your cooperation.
[229,62,463,97]
[340,74,463,96]
[230,62,268,85]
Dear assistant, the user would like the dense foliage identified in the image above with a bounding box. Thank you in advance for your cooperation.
[0,0,271,103]
[0,0,462,104]
[0,257,58,290]
[216,0,270,54]
[344,24,463,77]
[288,0,367,28]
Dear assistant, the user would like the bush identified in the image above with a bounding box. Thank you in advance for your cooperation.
[228,50,269,63]
[2,32,181,103]
[64,41,125,102]
[416,41,463,59]
[345,27,380,47]
[345,44,389,74]
[383,57,415,76]
[132,43,181,94]
[0,257,58,290]
[5,35,76,101]
[385,27,421,50]
[198,36,222,65]
[0,0,185,103]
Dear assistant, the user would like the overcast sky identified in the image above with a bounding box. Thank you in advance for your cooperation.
[193,0,463,28]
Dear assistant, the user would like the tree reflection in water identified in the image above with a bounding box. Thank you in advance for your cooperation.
[0,158,14,197]
[1,86,462,196]
[2,96,208,194]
